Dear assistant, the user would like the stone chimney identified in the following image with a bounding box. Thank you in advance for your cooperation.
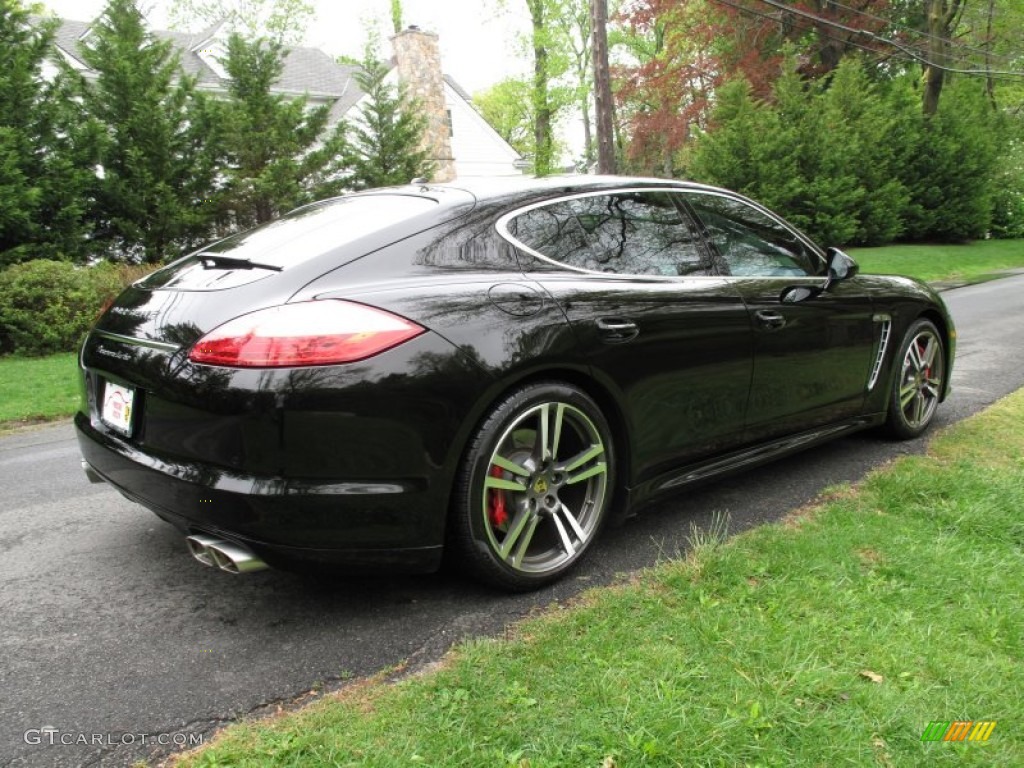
[391,26,456,182]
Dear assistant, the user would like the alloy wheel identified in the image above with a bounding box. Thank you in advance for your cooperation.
[481,400,608,575]
[896,327,943,430]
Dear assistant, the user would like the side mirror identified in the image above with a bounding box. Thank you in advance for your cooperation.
[780,248,859,304]
[824,247,859,290]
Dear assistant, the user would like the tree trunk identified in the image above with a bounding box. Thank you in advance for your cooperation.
[984,0,997,109]
[922,0,964,116]
[528,0,553,176]
[591,0,616,174]
[581,94,593,167]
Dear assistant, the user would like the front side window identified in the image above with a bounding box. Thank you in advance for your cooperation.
[683,192,821,277]
[507,191,716,276]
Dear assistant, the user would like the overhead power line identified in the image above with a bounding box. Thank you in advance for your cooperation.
[708,0,1024,81]
[749,0,1024,78]
[823,0,1022,64]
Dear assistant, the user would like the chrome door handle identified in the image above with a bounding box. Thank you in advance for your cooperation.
[595,317,639,343]
[754,310,786,330]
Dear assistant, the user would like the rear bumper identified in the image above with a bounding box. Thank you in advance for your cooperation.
[76,412,445,573]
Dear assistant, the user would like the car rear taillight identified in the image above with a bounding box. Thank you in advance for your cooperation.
[188,300,425,367]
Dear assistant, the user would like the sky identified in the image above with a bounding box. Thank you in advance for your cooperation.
[41,0,532,95]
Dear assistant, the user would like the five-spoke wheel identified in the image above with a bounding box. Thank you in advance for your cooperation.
[452,382,614,591]
[885,319,946,439]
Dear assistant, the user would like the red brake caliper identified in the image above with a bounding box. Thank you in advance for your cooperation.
[488,464,509,527]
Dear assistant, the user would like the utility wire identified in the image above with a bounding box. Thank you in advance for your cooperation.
[821,0,1022,64]
[741,0,1024,79]
[708,0,1024,83]
[752,0,1024,77]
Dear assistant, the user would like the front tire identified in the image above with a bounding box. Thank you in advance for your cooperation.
[451,382,615,591]
[884,318,945,439]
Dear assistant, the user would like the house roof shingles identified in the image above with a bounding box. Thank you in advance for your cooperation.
[51,16,362,99]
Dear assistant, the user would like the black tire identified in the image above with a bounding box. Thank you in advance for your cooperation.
[450,381,615,591]
[884,318,946,440]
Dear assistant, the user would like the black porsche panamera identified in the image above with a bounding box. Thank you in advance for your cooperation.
[76,176,954,590]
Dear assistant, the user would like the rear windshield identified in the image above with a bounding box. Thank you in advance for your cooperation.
[140,194,436,290]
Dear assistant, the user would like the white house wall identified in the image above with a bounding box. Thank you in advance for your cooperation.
[443,81,523,177]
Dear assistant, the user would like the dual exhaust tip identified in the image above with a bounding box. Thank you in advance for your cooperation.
[186,534,268,574]
[81,460,267,575]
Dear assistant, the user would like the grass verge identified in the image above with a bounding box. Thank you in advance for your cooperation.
[173,391,1024,766]
[0,352,79,428]
[850,239,1024,283]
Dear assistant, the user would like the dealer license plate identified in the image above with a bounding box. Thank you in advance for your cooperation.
[101,380,135,435]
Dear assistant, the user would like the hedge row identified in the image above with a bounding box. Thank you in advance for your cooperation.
[0,260,151,356]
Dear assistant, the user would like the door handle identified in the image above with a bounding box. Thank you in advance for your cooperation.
[754,309,786,330]
[595,317,639,343]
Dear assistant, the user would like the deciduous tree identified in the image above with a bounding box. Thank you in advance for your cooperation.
[390,0,403,33]
[474,78,535,158]
[921,0,966,115]
[169,0,313,45]
[526,0,557,175]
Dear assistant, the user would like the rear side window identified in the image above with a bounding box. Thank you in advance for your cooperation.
[506,191,715,276]
[141,195,436,290]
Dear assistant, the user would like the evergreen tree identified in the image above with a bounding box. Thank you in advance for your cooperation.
[343,53,433,190]
[217,33,347,229]
[691,60,912,246]
[74,0,218,262]
[0,0,99,266]
[897,79,999,241]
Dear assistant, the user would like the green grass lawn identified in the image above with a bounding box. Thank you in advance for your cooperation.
[850,239,1024,283]
[0,352,79,427]
[172,390,1024,767]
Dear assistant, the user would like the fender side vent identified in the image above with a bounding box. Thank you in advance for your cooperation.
[867,315,892,391]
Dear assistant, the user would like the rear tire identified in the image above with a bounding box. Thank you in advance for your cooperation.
[451,382,615,591]
[884,318,945,440]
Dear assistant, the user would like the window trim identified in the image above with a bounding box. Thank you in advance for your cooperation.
[496,186,828,281]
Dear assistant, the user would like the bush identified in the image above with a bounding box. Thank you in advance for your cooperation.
[0,259,148,355]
